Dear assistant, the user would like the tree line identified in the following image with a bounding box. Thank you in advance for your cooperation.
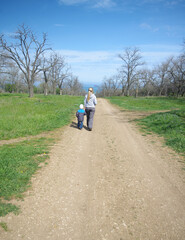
[1,24,184,98]
[0,24,85,97]
[97,43,185,97]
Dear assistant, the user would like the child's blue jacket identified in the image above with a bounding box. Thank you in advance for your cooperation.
[76,109,86,122]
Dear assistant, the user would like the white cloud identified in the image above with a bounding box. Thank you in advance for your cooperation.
[54,24,65,27]
[142,51,176,67]
[3,32,17,37]
[58,0,88,5]
[139,44,181,67]
[93,0,116,8]
[140,0,175,4]
[71,63,118,83]
[58,0,116,8]
[54,49,119,83]
[140,0,163,3]
[140,23,159,32]
[138,0,184,8]
[165,1,179,6]
[58,0,185,10]
[139,44,181,52]
[52,45,181,83]
[56,49,118,63]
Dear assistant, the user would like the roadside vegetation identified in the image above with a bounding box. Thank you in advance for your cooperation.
[0,93,83,220]
[0,93,83,140]
[108,96,185,155]
[0,138,53,217]
[138,110,185,154]
[108,96,185,111]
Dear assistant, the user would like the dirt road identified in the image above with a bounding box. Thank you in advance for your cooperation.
[1,98,185,240]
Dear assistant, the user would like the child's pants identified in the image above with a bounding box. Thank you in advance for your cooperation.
[85,107,95,129]
[78,121,83,129]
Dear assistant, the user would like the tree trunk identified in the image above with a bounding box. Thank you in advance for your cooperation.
[53,82,56,95]
[135,88,138,98]
[127,75,130,96]
[60,88,63,95]
[135,78,139,98]
[44,82,48,96]
[159,86,163,96]
[44,71,48,96]
[28,83,34,98]
[126,88,130,96]
[164,86,168,96]
[121,86,125,96]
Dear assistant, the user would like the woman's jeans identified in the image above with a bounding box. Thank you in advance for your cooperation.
[85,107,95,129]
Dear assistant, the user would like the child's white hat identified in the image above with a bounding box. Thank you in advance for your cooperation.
[80,104,83,109]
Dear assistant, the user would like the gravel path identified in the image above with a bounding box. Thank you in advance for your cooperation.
[1,98,185,240]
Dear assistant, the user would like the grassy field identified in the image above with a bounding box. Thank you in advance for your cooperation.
[108,96,185,111]
[0,137,53,217]
[0,93,83,219]
[0,93,83,140]
[108,96,185,155]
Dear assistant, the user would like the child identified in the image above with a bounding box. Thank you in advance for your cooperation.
[76,104,86,129]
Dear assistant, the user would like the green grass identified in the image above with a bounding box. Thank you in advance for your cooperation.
[0,201,20,217]
[0,222,8,231]
[0,137,54,216]
[137,110,185,154]
[0,138,53,199]
[0,93,83,140]
[108,96,185,155]
[108,96,185,111]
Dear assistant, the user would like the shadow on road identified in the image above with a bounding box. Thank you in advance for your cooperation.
[70,121,78,129]
[70,121,89,131]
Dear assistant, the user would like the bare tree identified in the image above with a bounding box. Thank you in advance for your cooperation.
[102,77,112,97]
[117,71,126,96]
[0,54,7,90]
[118,47,144,96]
[138,69,156,96]
[0,57,23,92]
[0,24,50,97]
[168,56,185,96]
[5,62,20,92]
[40,54,54,96]
[47,53,66,95]
[155,58,171,96]
[181,38,185,60]
[98,76,120,97]
[58,65,71,95]
[63,75,84,96]
[0,53,6,73]
[40,52,72,96]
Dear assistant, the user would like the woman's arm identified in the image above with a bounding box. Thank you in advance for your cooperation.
[93,95,97,105]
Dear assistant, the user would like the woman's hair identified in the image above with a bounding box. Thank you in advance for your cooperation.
[87,87,93,102]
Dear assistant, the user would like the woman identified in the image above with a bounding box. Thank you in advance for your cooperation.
[84,87,97,131]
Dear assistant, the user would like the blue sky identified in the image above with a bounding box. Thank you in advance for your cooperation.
[0,0,185,85]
